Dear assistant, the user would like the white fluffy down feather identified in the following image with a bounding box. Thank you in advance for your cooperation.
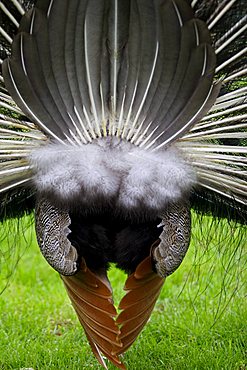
[30,138,196,213]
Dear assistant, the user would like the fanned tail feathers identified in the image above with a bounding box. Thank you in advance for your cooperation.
[0,0,246,369]
[0,0,246,218]
[182,0,247,217]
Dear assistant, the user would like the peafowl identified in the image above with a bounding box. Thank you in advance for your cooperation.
[0,0,246,368]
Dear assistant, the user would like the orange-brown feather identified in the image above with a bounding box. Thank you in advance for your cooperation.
[116,256,164,355]
[62,255,164,369]
[62,258,125,369]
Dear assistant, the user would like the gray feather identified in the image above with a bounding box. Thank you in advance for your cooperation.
[108,0,130,120]
[35,197,78,276]
[2,45,64,143]
[152,201,191,277]
[30,8,72,136]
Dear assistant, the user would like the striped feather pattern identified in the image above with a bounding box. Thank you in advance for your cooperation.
[0,86,46,194]
[2,0,216,148]
[178,0,247,212]
[0,0,221,205]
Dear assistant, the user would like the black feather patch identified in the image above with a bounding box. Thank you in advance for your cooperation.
[68,208,162,273]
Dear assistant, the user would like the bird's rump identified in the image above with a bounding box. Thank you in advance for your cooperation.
[30,139,196,213]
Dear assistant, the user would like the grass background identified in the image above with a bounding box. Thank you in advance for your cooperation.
[0,215,246,370]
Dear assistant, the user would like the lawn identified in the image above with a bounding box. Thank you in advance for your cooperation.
[0,214,246,370]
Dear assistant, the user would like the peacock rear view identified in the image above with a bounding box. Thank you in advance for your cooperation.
[0,0,246,368]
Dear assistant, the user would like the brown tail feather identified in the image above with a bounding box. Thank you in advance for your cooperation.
[116,257,164,355]
[84,332,109,369]
[62,258,125,368]
[85,331,126,370]
[62,255,164,369]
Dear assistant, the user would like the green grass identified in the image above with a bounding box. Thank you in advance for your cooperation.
[0,216,246,370]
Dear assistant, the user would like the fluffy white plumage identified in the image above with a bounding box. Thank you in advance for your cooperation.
[30,138,196,213]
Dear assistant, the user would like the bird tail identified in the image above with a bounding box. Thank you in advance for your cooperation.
[181,0,247,220]
[0,1,246,368]
[0,0,246,222]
